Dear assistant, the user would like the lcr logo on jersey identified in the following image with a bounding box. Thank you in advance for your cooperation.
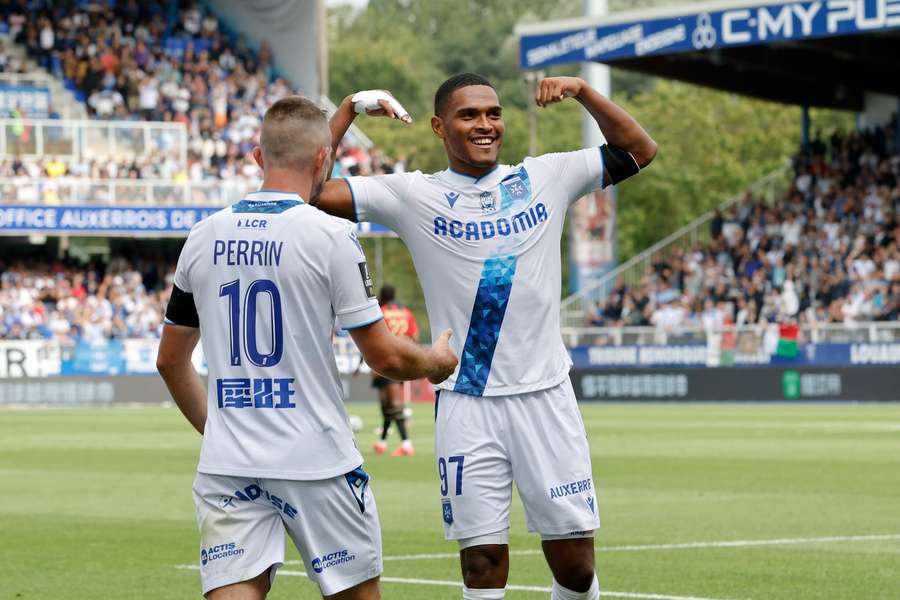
[200,542,244,566]
[480,191,497,214]
[236,218,268,229]
[311,549,356,574]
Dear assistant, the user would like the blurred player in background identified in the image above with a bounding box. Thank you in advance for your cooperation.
[156,96,457,600]
[319,76,655,600]
[372,284,420,457]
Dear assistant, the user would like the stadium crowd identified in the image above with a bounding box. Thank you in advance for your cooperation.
[0,0,400,199]
[591,125,900,330]
[0,257,173,342]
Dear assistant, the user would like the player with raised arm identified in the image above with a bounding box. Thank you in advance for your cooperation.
[156,96,457,600]
[316,75,656,600]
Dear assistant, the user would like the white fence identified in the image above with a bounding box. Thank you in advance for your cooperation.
[0,176,255,206]
[0,118,187,165]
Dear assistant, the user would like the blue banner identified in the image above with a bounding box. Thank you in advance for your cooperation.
[520,0,900,68]
[569,342,900,368]
[0,204,395,236]
[0,205,217,235]
[61,341,126,376]
[0,84,51,118]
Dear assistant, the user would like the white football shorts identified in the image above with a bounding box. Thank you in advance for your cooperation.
[434,378,600,540]
[192,468,382,596]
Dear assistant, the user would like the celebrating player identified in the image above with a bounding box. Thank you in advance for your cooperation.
[317,75,656,600]
[156,96,458,600]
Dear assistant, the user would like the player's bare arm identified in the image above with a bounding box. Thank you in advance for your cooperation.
[536,76,658,184]
[156,324,206,434]
[316,90,411,220]
[350,322,457,385]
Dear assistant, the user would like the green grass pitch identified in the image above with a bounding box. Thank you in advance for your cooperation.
[2,402,898,599]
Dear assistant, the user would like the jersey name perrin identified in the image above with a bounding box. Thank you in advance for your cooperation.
[173,190,383,480]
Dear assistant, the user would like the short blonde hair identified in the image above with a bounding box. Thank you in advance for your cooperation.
[260,96,331,170]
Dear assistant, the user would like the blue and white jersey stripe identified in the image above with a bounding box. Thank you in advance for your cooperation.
[347,148,604,397]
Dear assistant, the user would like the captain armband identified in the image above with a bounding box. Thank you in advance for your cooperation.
[600,144,641,186]
[165,285,199,328]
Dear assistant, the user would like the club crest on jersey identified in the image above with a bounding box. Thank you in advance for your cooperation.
[442,499,453,525]
[480,191,497,214]
[502,176,527,201]
[444,191,460,209]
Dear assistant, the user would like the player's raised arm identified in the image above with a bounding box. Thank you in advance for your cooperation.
[535,76,657,185]
[315,91,413,220]
[350,323,458,385]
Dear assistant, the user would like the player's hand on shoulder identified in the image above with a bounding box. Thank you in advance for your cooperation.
[428,328,458,384]
[535,76,585,107]
[347,89,413,124]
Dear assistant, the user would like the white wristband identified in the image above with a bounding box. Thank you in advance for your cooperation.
[351,90,411,123]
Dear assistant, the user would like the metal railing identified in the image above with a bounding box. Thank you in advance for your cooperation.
[0,176,256,206]
[0,118,188,166]
[560,164,793,328]
[560,321,900,348]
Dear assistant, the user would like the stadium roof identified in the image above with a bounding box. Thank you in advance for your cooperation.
[515,0,900,110]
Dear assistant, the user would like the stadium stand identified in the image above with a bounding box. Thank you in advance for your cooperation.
[589,124,900,330]
[0,255,174,341]
[0,0,398,194]
[0,1,405,341]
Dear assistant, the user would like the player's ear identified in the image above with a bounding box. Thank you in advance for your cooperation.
[252,146,264,169]
[315,146,330,170]
[431,115,445,140]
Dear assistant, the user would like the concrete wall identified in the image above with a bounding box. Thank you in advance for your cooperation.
[208,0,326,98]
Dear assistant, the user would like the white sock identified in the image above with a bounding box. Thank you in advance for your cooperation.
[462,585,506,599]
[550,575,599,600]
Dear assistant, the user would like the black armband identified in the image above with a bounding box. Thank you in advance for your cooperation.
[165,285,199,328]
[600,144,641,186]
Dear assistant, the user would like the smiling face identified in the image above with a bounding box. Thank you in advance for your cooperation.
[431,85,504,177]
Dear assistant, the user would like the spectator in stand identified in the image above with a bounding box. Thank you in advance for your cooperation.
[0,1,400,189]
[0,257,174,342]
[589,122,900,329]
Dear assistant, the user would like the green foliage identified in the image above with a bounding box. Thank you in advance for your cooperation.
[614,81,803,259]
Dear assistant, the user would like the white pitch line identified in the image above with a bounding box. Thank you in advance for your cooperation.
[316,532,900,563]
[174,565,737,600]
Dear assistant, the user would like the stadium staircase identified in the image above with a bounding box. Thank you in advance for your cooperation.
[560,164,792,329]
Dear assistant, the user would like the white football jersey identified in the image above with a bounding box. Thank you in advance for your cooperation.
[347,148,604,397]
[173,190,382,480]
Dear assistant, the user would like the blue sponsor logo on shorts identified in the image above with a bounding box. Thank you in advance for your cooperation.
[442,498,453,525]
[548,478,593,500]
[233,484,298,519]
[586,496,595,514]
[312,549,355,574]
[201,542,243,566]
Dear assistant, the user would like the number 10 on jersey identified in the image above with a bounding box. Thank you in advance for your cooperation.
[219,279,284,367]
